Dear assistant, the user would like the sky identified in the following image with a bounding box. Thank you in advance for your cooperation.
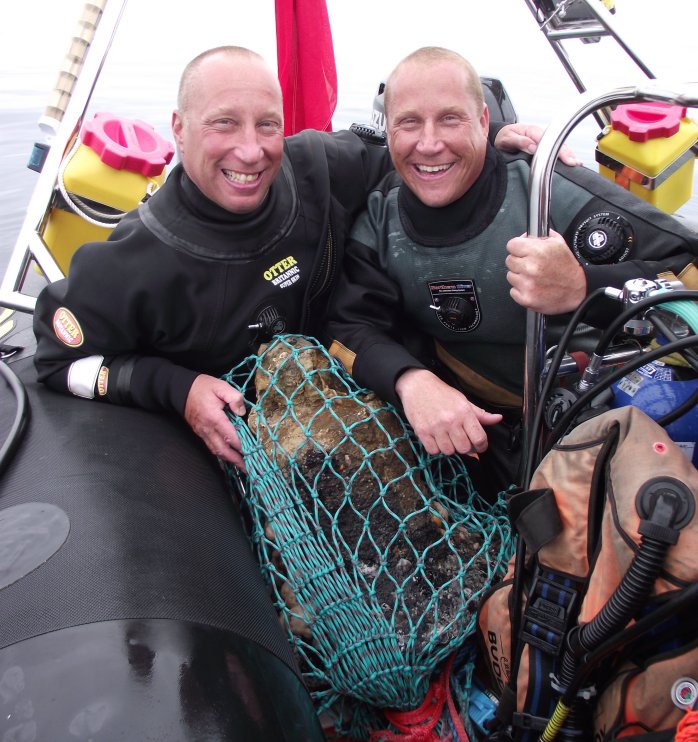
[1,0,695,129]
[0,0,695,277]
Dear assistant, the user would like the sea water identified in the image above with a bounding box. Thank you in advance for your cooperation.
[1,0,696,279]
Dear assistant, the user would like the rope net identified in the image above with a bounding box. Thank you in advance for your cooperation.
[221,335,512,731]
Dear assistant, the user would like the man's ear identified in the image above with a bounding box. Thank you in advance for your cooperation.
[171,110,184,149]
[480,104,490,136]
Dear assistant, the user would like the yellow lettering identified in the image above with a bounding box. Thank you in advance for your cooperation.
[264,256,297,282]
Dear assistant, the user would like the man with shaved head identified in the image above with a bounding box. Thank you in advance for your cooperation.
[327,47,698,497]
[32,45,576,469]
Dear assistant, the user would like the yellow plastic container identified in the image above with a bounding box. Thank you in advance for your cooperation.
[595,103,698,214]
[41,112,174,274]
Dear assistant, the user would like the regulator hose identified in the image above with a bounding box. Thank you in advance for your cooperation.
[546,334,698,455]
[556,531,670,693]
[539,581,698,742]
[542,479,694,741]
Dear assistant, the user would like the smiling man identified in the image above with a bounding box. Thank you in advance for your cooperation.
[33,47,393,468]
[327,46,698,497]
[385,53,488,209]
[31,45,587,471]
[172,51,285,215]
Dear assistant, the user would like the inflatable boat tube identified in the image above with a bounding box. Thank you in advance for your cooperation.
[0,357,324,741]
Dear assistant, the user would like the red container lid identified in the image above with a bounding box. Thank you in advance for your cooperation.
[611,102,687,143]
[80,112,175,176]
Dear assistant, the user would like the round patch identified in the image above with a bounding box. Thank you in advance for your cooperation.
[0,503,71,590]
[572,211,634,265]
[671,677,698,710]
[53,307,84,347]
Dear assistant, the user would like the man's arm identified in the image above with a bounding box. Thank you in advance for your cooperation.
[505,164,698,317]
[184,376,246,469]
[328,232,501,456]
[395,369,501,456]
[506,228,588,314]
[326,233,423,406]
[33,229,247,468]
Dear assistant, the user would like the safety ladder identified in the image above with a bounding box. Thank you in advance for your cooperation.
[522,0,655,127]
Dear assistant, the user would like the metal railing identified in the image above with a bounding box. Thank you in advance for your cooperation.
[0,0,128,314]
[520,80,698,485]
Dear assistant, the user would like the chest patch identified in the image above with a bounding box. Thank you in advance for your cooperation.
[428,279,481,332]
[263,255,301,289]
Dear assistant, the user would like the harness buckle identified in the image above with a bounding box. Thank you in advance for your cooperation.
[520,565,584,656]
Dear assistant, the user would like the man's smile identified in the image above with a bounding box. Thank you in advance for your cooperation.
[413,163,454,175]
[222,168,262,184]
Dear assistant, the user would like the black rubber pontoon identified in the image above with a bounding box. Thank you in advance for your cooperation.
[0,356,324,741]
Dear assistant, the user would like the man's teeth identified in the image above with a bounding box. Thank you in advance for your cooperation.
[223,169,259,183]
[416,164,451,173]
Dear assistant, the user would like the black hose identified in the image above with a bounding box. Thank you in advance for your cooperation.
[0,360,30,479]
[557,532,670,694]
[581,537,668,647]
[592,289,698,357]
[539,582,698,741]
[552,479,684,741]
[545,334,698,454]
[542,290,698,449]
[525,288,698,484]
[657,385,698,427]
[523,287,608,486]
[564,581,698,704]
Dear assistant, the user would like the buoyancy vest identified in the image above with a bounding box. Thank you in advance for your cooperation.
[477,405,698,740]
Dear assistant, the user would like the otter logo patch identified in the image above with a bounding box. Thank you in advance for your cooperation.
[97,366,109,396]
[53,308,84,347]
[263,255,300,289]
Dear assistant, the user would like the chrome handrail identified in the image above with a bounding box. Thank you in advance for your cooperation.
[521,81,698,485]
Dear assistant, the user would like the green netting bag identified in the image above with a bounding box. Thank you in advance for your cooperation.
[221,335,513,734]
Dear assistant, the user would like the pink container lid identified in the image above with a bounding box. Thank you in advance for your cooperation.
[80,112,175,176]
[611,103,687,143]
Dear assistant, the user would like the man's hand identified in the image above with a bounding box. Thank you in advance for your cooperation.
[395,368,502,456]
[184,374,247,469]
[495,123,582,167]
[506,230,587,314]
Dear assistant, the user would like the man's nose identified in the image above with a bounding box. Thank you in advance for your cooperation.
[416,121,443,153]
[232,126,264,161]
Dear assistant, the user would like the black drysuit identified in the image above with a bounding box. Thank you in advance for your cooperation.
[33,129,391,414]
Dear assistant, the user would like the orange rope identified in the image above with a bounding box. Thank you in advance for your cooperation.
[676,710,698,741]
[369,655,469,742]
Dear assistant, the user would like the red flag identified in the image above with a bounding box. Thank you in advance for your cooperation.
[275,0,338,135]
